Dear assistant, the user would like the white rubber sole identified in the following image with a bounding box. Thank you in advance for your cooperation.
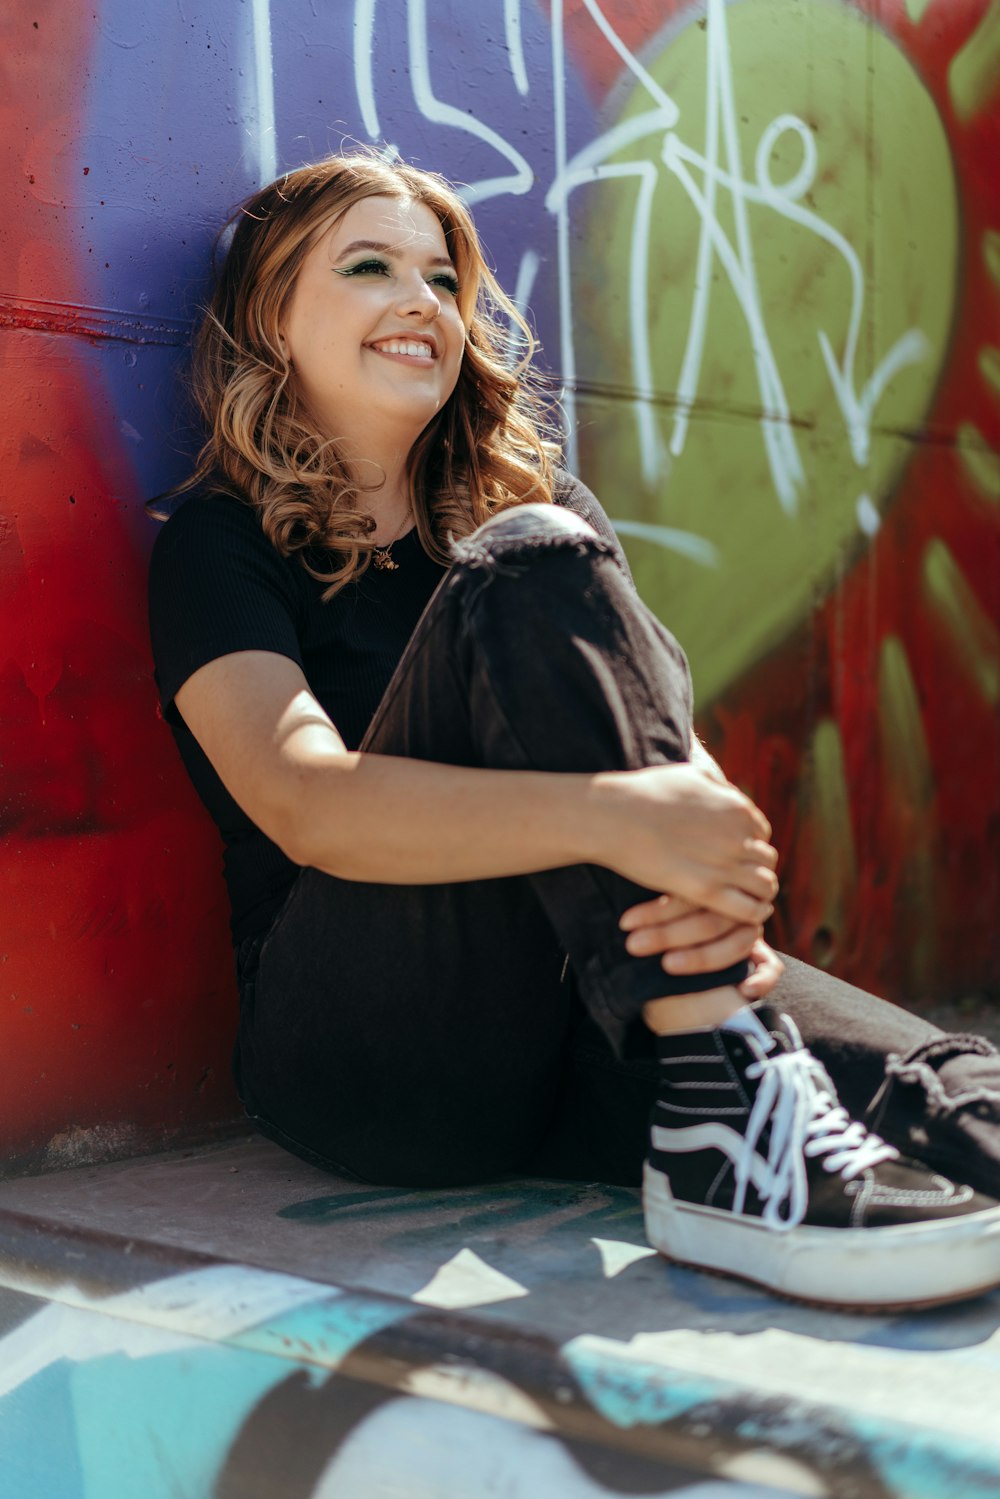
[643,1162,1000,1310]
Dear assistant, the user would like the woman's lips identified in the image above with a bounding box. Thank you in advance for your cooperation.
[366,338,437,366]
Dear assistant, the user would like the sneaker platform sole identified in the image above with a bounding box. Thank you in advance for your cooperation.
[644,1162,1000,1311]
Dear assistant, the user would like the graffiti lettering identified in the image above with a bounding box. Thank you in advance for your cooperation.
[347,0,931,547]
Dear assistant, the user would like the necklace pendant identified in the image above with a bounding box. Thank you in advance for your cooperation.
[373,548,399,571]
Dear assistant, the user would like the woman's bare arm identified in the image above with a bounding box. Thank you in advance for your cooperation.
[175,650,778,925]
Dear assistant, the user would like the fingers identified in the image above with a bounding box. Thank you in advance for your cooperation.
[619,894,760,975]
[619,855,777,932]
[746,803,772,843]
[739,940,785,1000]
[624,908,734,955]
[620,873,775,945]
[615,770,779,936]
[660,922,760,975]
[743,837,778,870]
[738,861,779,904]
[714,855,777,914]
[727,786,772,844]
[655,909,735,948]
[703,776,771,847]
[619,894,701,931]
[725,886,775,927]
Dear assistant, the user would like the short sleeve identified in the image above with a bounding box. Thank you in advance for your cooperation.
[148,494,305,723]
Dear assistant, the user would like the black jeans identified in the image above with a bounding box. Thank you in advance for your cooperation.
[235,506,1000,1192]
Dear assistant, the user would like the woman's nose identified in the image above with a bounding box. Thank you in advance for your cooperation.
[397,275,441,321]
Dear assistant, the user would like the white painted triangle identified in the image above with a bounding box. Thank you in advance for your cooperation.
[411,1248,530,1309]
[591,1237,658,1278]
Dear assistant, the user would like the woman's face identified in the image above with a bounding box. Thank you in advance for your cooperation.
[278,194,467,456]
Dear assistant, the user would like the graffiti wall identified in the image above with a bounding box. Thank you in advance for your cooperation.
[2,0,998,1163]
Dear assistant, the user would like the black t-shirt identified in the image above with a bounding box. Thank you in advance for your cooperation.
[148,471,635,948]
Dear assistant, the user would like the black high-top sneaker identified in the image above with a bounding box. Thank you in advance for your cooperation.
[644,1005,1000,1310]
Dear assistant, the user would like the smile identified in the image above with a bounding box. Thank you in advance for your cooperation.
[367,338,437,363]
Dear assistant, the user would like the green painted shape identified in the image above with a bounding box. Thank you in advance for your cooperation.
[978,347,1000,401]
[923,539,1000,706]
[279,1179,640,1234]
[577,0,958,702]
[808,717,856,931]
[278,1186,419,1223]
[985,229,1000,288]
[876,634,935,968]
[948,0,1000,123]
[958,421,1000,504]
[878,635,933,809]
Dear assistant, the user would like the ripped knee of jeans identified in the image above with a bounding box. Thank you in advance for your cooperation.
[448,503,614,575]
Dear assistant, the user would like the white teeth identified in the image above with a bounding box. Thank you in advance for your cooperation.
[372,340,433,358]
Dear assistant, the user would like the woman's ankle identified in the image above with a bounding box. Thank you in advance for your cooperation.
[643,985,747,1036]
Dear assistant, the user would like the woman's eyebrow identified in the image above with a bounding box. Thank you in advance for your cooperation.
[335,238,454,268]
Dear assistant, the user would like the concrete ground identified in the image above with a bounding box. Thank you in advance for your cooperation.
[0,1133,999,1498]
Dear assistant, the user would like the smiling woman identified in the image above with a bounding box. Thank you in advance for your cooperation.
[277,197,467,531]
[146,151,1000,1313]
[153,152,553,600]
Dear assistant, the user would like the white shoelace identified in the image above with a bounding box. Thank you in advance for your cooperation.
[733,1034,900,1230]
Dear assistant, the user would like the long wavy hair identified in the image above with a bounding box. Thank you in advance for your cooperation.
[153,152,558,596]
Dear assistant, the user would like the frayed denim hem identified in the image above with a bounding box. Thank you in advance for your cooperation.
[876,1034,1000,1121]
[866,1032,1000,1197]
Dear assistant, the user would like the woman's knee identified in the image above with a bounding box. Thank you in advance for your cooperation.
[469,502,600,546]
[448,503,607,585]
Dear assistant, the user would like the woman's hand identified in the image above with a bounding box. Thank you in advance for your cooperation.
[619,893,784,999]
[739,939,785,1001]
[620,894,758,973]
[592,764,778,927]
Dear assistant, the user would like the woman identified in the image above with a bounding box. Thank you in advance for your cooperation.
[149,152,1000,1309]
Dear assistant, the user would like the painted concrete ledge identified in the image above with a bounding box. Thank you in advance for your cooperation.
[0,1137,998,1499]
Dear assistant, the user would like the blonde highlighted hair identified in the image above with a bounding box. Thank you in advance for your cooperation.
[154,151,558,595]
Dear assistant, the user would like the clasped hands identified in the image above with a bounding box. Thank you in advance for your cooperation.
[617,756,783,1000]
[608,759,783,1000]
[619,893,784,1000]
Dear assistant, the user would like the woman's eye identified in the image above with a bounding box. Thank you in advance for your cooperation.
[334,261,459,296]
[336,259,390,277]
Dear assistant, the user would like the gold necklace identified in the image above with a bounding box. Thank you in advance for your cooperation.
[371,507,413,572]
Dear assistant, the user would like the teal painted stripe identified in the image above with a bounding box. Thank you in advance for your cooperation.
[0,1323,304,1499]
[70,1342,294,1499]
[231,1289,415,1368]
[564,1339,723,1428]
[563,1338,1000,1496]
[853,1416,1000,1499]
[0,1363,86,1499]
